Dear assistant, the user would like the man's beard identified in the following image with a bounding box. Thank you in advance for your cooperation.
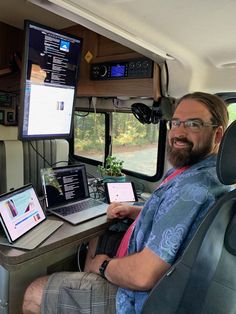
[167,136,213,168]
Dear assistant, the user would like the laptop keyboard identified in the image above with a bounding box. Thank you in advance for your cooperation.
[53,198,103,216]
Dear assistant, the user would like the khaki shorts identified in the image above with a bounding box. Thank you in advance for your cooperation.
[41,272,118,314]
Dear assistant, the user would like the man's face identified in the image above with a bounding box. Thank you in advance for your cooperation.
[167,99,221,168]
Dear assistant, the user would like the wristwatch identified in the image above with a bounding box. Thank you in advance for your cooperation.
[99,259,110,278]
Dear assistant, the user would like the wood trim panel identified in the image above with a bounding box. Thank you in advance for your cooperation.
[64,24,161,98]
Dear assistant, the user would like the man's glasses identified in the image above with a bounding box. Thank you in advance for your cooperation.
[167,119,219,132]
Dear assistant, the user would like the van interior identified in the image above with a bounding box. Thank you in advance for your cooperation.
[1,0,236,313]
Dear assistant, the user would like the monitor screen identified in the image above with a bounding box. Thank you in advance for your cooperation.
[18,20,83,140]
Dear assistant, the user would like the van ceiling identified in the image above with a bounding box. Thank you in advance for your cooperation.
[1,0,236,96]
[0,0,74,30]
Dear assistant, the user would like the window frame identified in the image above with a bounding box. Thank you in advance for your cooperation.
[70,108,167,182]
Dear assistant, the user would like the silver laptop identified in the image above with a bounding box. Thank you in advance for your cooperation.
[0,184,63,250]
[40,164,108,225]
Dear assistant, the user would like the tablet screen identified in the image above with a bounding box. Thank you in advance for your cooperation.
[104,182,138,203]
[0,185,46,243]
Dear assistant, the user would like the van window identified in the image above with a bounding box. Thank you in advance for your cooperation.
[111,112,160,176]
[73,110,166,180]
[74,111,106,162]
[228,103,236,124]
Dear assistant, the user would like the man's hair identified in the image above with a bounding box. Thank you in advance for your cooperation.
[176,92,229,131]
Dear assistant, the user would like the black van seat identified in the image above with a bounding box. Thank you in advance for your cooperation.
[0,125,69,195]
[142,120,236,314]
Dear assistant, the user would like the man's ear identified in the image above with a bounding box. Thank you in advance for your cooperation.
[215,126,224,144]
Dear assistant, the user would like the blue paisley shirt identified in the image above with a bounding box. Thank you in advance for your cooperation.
[116,154,231,314]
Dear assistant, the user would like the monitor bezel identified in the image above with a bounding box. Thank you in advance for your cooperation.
[18,20,83,141]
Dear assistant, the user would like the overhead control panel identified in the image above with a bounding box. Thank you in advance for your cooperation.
[90,58,153,80]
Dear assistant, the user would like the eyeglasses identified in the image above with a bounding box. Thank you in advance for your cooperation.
[167,119,219,132]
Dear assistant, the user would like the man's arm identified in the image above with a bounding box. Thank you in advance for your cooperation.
[88,247,170,291]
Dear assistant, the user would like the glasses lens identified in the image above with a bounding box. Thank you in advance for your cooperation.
[185,120,202,131]
[170,120,179,128]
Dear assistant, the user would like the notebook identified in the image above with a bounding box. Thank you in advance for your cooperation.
[0,184,63,250]
[104,182,139,204]
[40,164,108,225]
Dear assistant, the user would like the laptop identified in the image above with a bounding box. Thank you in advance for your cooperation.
[0,184,63,250]
[40,164,108,225]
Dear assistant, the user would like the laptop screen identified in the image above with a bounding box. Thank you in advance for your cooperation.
[0,184,46,243]
[41,164,90,208]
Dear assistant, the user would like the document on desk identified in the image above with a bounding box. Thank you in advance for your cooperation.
[0,184,63,250]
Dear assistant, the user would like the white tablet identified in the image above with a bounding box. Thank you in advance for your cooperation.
[104,182,138,204]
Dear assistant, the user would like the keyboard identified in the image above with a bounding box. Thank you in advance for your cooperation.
[53,198,103,216]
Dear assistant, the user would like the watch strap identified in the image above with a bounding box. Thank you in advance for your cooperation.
[99,259,110,278]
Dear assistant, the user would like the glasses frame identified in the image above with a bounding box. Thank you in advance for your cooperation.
[167,118,219,132]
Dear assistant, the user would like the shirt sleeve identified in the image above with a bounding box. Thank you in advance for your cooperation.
[146,171,221,264]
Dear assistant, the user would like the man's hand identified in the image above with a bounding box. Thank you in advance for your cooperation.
[107,203,142,220]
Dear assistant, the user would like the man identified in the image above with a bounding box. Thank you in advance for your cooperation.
[23,92,230,314]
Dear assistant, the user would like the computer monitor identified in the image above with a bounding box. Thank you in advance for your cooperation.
[18,20,83,140]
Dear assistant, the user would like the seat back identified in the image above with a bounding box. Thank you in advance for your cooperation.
[0,126,24,194]
[0,125,69,195]
[142,120,236,314]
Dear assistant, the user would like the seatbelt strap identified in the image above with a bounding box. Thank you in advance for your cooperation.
[116,166,189,257]
[177,203,233,314]
[159,166,189,187]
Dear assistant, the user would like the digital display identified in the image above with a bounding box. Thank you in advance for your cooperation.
[111,65,126,77]
[18,21,83,140]
[104,182,138,203]
[0,185,46,242]
[41,165,89,207]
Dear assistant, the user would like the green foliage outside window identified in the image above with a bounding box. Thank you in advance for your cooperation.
[74,112,158,154]
[228,103,236,125]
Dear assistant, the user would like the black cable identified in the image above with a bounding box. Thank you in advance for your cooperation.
[29,142,52,167]
[164,61,170,96]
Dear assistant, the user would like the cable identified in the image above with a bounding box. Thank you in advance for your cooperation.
[29,142,51,167]
[164,61,170,96]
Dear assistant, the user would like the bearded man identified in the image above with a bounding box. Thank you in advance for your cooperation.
[23,92,231,314]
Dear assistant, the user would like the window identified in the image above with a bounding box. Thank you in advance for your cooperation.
[228,103,236,125]
[73,110,166,180]
[111,112,160,176]
[74,111,106,162]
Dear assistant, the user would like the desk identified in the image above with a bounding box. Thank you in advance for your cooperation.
[0,215,109,314]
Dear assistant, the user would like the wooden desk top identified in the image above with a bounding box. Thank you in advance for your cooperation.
[0,214,109,269]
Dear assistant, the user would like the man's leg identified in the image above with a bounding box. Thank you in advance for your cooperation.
[22,275,49,314]
[23,272,117,314]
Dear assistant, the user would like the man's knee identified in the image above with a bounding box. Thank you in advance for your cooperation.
[22,275,49,314]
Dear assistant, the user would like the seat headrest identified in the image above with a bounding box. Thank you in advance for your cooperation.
[217,120,236,185]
